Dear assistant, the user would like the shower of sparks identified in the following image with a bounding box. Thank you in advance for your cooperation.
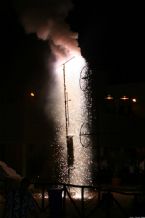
[51,52,93,185]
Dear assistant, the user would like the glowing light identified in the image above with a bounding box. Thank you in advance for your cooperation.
[132,98,137,103]
[120,96,129,100]
[64,55,86,81]
[34,190,97,201]
[30,92,35,97]
[105,94,114,100]
[33,192,49,199]
[64,188,96,200]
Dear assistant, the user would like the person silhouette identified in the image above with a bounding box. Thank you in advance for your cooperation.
[4,177,37,218]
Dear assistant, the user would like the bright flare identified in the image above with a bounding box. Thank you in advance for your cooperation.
[132,98,137,103]
[120,96,129,100]
[53,53,92,185]
[30,92,35,97]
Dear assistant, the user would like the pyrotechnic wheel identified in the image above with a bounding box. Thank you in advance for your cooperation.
[80,122,92,148]
[79,65,90,91]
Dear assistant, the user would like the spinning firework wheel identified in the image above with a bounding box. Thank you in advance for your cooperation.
[80,122,93,148]
[79,64,93,148]
[79,65,91,92]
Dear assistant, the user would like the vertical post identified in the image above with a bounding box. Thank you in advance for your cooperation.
[62,57,75,184]
[41,186,45,211]
[81,187,85,218]
[63,64,69,137]
[63,63,71,185]
[96,102,101,203]
[22,143,27,177]
[63,64,69,184]
[62,185,67,217]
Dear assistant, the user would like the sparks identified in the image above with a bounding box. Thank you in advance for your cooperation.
[50,52,92,185]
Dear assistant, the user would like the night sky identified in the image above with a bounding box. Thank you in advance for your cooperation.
[68,1,145,84]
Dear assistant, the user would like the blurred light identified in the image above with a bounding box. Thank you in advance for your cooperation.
[120,96,129,100]
[132,98,137,103]
[30,92,35,97]
[33,192,48,199]
[105,94,114,100]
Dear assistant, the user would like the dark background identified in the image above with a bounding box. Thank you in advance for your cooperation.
[68,1,145,84]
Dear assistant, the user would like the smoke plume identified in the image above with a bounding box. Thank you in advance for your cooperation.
[15,0,80,59]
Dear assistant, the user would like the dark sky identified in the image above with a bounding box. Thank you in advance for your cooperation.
[0,2,54,144]
[68,1,145,84]
[0,5,50,99]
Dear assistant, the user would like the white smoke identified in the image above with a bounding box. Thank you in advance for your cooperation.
[15,0,80,58]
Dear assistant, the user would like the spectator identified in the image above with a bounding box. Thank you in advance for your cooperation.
[5,177,37,218]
